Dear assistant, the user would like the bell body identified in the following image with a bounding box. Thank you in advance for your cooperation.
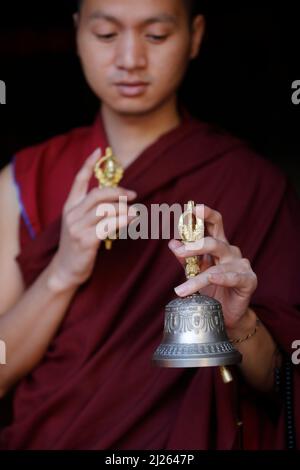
[153,294,242,368]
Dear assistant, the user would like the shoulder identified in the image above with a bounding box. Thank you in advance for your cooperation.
[0,164,19,209]
[11,123,94,237]
[191,119,288,193]
[0,164,20,244]
[13,124,91,173]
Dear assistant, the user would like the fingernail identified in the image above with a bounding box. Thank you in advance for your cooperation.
[127,190,137,197]
[174,285,187,296]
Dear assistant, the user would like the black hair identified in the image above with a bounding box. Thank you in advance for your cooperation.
[76,0,203,20]
[185,0,202,20]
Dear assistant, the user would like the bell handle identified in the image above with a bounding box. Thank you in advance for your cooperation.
[184,254,201,280]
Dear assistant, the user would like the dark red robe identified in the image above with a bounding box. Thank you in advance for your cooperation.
[0,111,299,450]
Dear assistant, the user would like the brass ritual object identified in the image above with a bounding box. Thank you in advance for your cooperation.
[153,201,242,383]
[94,147,124,250]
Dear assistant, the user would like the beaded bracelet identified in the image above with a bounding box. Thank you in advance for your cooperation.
[229,318,261,345]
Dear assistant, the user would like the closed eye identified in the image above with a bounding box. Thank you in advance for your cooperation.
[146,34,169,43]
[95,33,118,41]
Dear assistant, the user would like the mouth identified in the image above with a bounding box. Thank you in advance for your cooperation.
[114,82,149,97]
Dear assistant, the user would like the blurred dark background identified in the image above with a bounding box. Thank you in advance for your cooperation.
[0,1,300,193]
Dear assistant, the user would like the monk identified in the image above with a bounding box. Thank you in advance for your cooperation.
[0,0,299,450]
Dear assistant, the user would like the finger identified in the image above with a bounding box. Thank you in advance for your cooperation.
[71,214,138,250]
[96,202,138,220]
[74,203,137,231]
[174,262,257,297]
[201,254,214,271]
[195,204,228,242]
[96,214,137,240]
[168,239,186,267]
[168,239,214,272]
[65,148,102,209]
[95,202,130,221]
[172,237,240,263]
[208,272,256,292]
[74,187,137,219]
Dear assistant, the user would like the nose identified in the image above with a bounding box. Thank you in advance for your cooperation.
[115,31,147,71]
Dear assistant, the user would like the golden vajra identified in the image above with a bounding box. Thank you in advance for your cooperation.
[178,201,204,279]
[94,147,124,250]
[178,201,233,384]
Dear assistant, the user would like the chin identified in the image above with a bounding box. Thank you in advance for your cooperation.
[105,100,160,117]
[103,94,172,117]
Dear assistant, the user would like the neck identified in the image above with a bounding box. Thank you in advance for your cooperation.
[101,97,181,170]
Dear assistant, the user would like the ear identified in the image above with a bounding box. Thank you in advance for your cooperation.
[73,13,80,57]
[73,12,79,29]
[190,15,206,60]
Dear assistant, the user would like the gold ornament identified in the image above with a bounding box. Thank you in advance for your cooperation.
[178,201,204,279]
[94,147,124,250]
[94,147,124,188]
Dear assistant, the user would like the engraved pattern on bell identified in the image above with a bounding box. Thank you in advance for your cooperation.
[153,293,242,368]
[155,340,236,357]
[164,294,225,335]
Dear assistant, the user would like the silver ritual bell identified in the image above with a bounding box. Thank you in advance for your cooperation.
[153,201,242,383]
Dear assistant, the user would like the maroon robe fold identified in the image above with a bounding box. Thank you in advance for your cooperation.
[0,111,299,450]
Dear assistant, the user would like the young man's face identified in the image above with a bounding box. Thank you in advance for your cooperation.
[76,0,204,116]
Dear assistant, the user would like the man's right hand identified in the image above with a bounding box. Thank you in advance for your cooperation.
[49,148,137,292]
